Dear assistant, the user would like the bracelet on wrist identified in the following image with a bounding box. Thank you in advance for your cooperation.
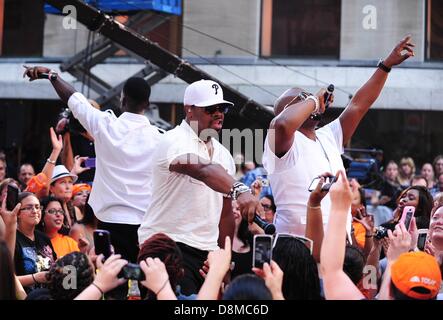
[365,234,373,238]
[46,158,56,165]
[377,59,391,73]
[306,95,320,114]
[155,278,169,296]
[32,273,40,284]
[307,204,321,210]
[229,182,251,200]
[92,282,104,295]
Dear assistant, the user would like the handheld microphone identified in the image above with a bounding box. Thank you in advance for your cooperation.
[324,84,334,109]
[38,72,58,81]
[254,214,276,235]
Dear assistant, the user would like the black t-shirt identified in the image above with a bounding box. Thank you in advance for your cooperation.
[231,250,253,280]
[14,229,57,277]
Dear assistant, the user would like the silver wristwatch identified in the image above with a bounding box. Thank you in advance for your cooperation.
[229,182,251,200]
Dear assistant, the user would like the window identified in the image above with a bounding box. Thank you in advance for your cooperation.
[427,0,443,60]
[261,0,341,58]
[2,0,45,56]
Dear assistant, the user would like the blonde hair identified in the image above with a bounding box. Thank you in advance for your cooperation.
[398,157,416,183]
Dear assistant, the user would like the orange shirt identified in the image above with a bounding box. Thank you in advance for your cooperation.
[353,221,366,248]
[50,233,80,258]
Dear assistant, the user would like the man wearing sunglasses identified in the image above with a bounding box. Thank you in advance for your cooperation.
[262,36,415,236]
[138,79,263,295]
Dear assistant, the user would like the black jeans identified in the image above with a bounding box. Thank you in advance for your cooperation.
[176,242,209,296]
[96,220,140,300]
[96,220,140,263]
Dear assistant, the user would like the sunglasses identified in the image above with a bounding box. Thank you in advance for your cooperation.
[203,105,229,114]
[272,233,314,255]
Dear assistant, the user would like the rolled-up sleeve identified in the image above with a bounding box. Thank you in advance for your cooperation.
[67,92,109,138]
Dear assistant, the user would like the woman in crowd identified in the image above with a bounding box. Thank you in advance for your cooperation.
[70,197,97,251]
[379,161,402,210]
[49,165,78,228]
[230,201,253,280]
[383,185,433,230]
[433,155,443,181]
[37,196,79,258]
[14,192,56,291]
[421,163,436,190]
[398,157,415,189]
[260,195,276,224]
[71,183,91,221]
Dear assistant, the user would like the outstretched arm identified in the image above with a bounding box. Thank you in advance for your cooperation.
[23,66,76,103]
[170,155,263,224]
[339,36,415,145]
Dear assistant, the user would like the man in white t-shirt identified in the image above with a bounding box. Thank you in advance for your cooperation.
[138,79,263,295]
[263,36,415,236]
[24,66,162,264]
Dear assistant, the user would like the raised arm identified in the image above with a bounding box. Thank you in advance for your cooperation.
[320,170,365,300]
[23,66,76,103]
[197,237,232,300]
[339,36,415,145]
[23,66,104,137]
[269,89,326,157]
[305,175,329,263]
[41,127,63,197]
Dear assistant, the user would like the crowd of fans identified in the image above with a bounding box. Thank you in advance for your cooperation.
[0,35,442,301]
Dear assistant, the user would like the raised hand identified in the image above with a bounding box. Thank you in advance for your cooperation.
[22,65,51,81]
[308,172,332,207]
[251,179,263,197]
[140,257,172,296]
[252,260,284,300]
[329,170,352,214]
[383,35,415,67]
[94,254,128,293]
[353,207,374,233]
[50,127,63,152]
[0,194,21,230]
[206,237,232,278]
[386,222,412,262]
[71,155,90,176]
[237,192,263,224]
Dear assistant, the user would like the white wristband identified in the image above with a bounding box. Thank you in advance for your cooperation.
[306,95,320,114]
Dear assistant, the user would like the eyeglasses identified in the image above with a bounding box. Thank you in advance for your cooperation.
[261,204,272,211]
[272,233,314,255]
[203,105,229,114]
[46,209,65,215]
[20,205,41,212]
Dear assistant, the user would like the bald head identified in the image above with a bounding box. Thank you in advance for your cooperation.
[274,87,309,116]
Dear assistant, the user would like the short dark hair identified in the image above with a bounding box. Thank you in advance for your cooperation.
[223,274,272,300]
[123,77,151,111]
[343,245,366,285]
